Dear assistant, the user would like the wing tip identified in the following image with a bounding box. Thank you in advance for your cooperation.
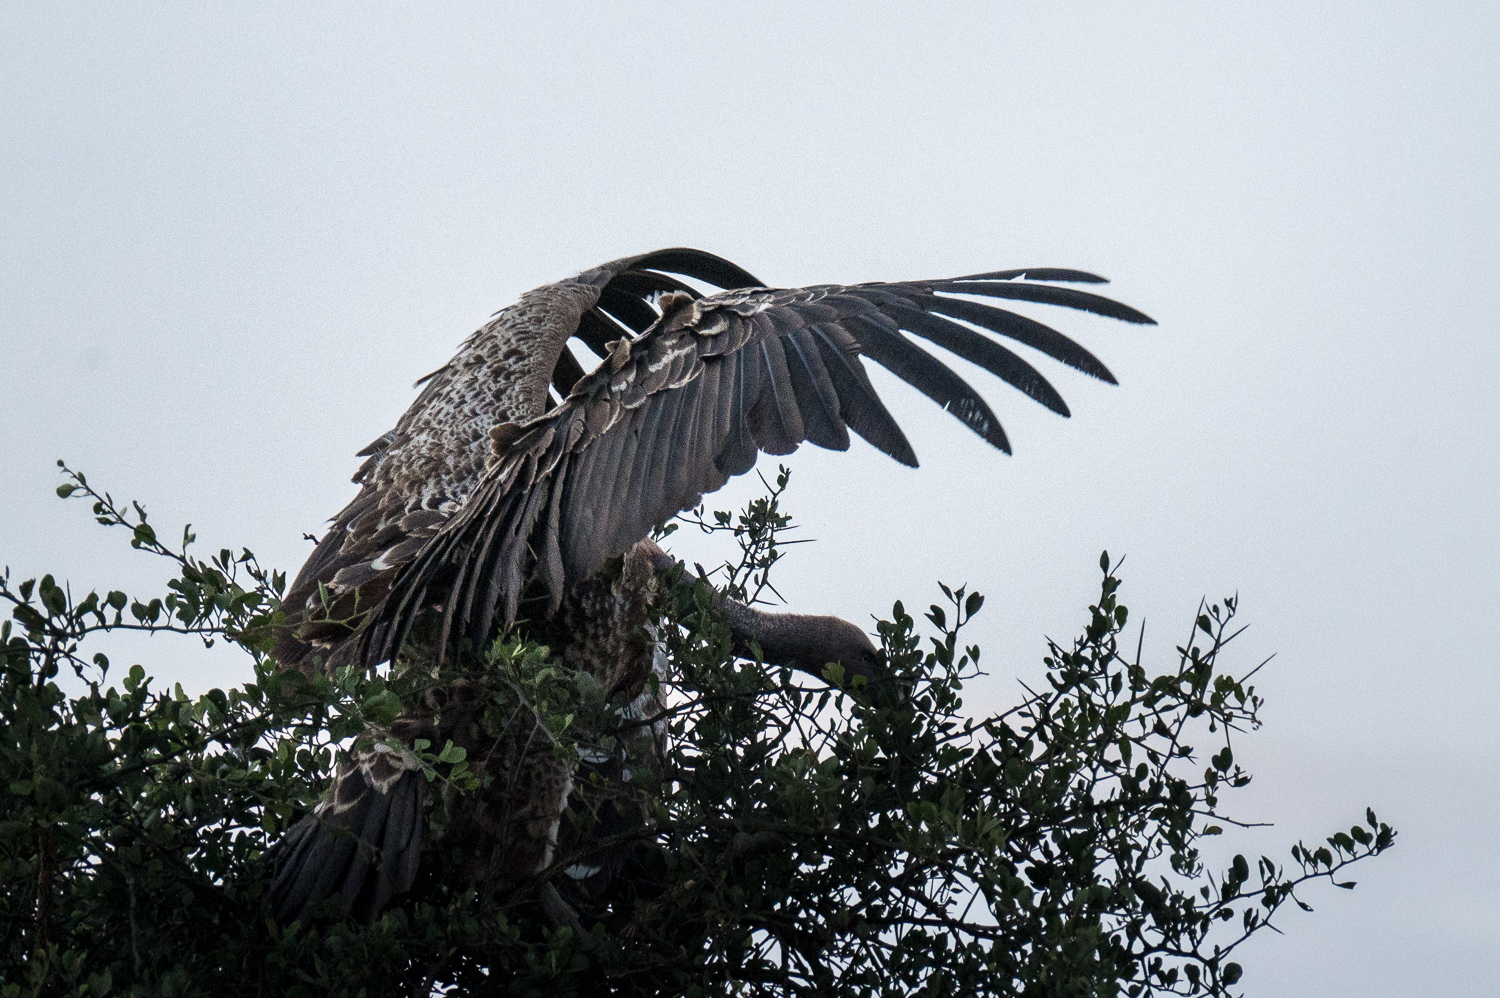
[984,421,1013,456]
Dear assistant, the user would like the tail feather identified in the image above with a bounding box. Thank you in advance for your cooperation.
[265,757,426,923]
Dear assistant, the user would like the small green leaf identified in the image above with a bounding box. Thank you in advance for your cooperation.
[12,604,46,630]
[362,689,402,725]
[1231,854,1249,882]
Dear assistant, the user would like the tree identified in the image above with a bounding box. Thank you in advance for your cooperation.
[1,465,1393,997]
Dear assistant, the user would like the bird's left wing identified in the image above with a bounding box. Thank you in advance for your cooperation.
[363,268,1152,666]
[273,248,764,675]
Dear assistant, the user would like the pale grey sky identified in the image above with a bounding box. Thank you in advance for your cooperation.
[2,4,1496,994]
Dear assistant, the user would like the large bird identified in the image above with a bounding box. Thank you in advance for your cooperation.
[264,247,1152,926]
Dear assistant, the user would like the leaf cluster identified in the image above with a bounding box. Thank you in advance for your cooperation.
[0,467,1393,997]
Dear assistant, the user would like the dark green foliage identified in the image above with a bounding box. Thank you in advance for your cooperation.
[1,465,1392,996]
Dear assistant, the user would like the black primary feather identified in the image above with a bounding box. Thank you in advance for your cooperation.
[945,266,1109,283]
[927,279,1157,324]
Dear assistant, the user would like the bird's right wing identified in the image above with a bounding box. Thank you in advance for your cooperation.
[365,268,1154,665]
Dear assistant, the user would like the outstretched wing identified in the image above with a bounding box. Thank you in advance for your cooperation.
[365,269,1154,663]
[274,248,764,675]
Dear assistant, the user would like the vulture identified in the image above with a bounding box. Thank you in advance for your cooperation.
[263,247,1153,927]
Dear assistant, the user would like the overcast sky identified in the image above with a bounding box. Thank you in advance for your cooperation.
[2,4,1496,994]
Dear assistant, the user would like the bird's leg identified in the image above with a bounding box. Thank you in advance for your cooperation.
[636,540,885,687]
